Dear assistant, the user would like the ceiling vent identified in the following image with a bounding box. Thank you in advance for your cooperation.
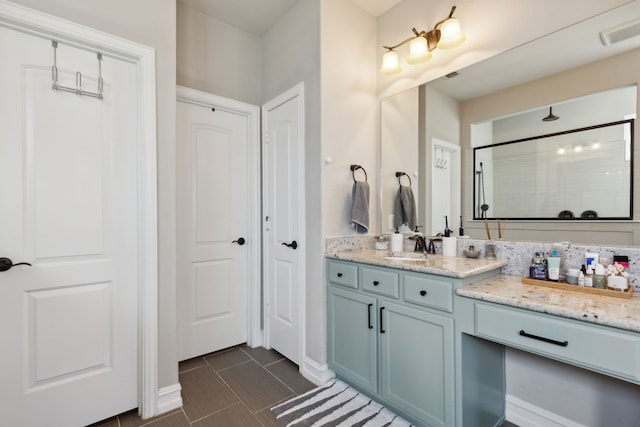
[600,18,640,46]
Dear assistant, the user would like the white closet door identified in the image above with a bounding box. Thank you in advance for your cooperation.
[262,84,305,364]
[0,27,138,426]
[176,95,252,361]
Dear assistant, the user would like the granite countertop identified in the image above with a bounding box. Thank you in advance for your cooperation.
[326,249,507,279]
[457,275,640,333]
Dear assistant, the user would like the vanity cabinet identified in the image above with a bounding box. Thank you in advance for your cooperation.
[327,286,378,394]
[475,302,640,384]
[327,260,457,427]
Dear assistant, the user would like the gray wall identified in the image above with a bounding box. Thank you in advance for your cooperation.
[10,0,179,390]
[177,3,261,105]
[507,348,640,426]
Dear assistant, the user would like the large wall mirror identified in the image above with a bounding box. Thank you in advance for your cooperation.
[472,86,636,220]
[379,2,640,244]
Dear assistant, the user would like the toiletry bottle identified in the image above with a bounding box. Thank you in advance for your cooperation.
[390,228,404,254]
[552,243,566,281]
[593,264,607,289]
[547,250,561,282]
[584,267,594,287]
[529,257,536,279]
[578,270,585,286]
[531,252,547,280]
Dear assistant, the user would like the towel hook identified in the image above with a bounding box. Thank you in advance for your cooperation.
[350,164,368,183]
[395,171,412,187]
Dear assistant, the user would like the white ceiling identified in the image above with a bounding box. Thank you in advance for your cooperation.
[177,0,399,35]
[177,0,298,35]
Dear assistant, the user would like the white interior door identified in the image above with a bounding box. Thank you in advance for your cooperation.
[177,89,259,361]
[0,27,139,426]
[262,83,305,364]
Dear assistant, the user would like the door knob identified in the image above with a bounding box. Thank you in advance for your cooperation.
[0,257,32,272]
[281,240,298,250]
[232,237,246,245]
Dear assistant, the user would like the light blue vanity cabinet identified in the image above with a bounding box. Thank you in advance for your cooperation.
[326,259,501,427]
[327,286,378,394]
[380,300,454,427]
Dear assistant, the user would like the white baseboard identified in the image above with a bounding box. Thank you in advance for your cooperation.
[300,356,335,386]
[157,383,183,415]
[505,395,586,427]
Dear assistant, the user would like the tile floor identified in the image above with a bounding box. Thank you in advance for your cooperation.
[93,345,315,427]
[93,344,519,427]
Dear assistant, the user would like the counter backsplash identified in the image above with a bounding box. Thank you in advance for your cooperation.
[325,235,640,291]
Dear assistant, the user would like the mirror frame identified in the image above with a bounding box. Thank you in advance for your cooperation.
[473,119,634,221]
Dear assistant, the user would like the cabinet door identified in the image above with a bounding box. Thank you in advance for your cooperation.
[327,286,378,394]
[380,301,454,427]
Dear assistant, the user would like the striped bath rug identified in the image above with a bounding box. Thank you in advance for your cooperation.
[270,379,414,427]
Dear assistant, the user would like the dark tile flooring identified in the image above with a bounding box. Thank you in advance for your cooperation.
[93,345,315,426]
[93,344,519,427]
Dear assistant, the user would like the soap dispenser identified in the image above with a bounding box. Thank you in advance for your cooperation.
[390,228,404,254]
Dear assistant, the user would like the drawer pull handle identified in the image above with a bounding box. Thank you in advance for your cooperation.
[337,273,343,278]
[373,280,380,286]
[519,330,568,347]
[367,303,373,329]
[420,290,428,296]
[380,307,386,334]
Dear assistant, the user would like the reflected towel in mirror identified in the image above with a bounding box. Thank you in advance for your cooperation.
[350,181,370,233]
[393,185,417,231]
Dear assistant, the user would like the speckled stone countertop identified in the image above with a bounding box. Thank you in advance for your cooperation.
[457,275,640,333]
[326,249,507,279]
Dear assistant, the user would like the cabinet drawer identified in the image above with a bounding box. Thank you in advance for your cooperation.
[327,260,358,289]
[403,273,453,313]
[361,266,399,298]
[476,303,640,382]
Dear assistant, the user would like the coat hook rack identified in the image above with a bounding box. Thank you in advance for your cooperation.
[350,164,368,182]
[395,171,412,187]
[51,40,104,100]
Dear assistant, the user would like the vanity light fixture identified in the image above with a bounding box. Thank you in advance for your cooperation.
[379,5,466,74]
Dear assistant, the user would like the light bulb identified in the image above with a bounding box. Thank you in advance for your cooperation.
[407,36,431,64]
[379,50,401,74]
[437,17,466,49]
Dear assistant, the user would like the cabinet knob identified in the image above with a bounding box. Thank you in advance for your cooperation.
[337,273,343,278]
[373,280,380,286]
[420,290,428,297]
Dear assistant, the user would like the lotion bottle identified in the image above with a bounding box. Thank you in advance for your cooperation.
[585,267,594,287]
[547,250,561,282]
[593,264,607,289]
[578,271,585,286]
[390,229,404,254]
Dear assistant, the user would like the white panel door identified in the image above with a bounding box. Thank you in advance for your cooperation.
[177,97,251,361]
[0,28,138,426]
[263,84,304,364]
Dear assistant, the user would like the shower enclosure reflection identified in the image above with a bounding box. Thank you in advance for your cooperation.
[472,85,636,220]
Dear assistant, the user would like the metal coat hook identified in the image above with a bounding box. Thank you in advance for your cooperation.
[350,164,368,182]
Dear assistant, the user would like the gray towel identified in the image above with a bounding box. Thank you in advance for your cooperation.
[350,181,369,233]
[393,185,417,231]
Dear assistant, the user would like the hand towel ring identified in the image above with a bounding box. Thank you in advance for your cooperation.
[350,164,368,182]
[395,171,411,187]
